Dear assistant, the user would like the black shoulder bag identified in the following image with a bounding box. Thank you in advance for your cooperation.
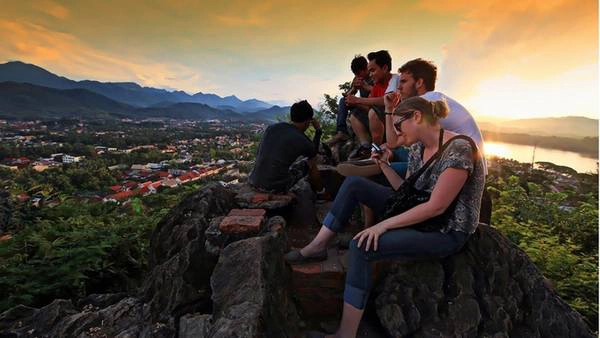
[382,129,479,232]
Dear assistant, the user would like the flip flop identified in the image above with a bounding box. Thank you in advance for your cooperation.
[284,249,328,265]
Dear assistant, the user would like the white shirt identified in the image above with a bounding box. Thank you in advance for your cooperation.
[422,91,487,174]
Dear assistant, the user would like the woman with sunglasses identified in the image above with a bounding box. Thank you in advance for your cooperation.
[286,96,486,338]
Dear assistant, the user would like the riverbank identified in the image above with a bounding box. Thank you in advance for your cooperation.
[482,130,598,159]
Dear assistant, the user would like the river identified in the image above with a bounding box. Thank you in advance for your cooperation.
[484,142,598,173]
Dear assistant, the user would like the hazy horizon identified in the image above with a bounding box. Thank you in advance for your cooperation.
[0,0,598,120]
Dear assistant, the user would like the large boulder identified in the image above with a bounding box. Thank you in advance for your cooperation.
[374,224,594,338]
[142,183,237,323]
[180,232,300,338]
[147,183,236,268]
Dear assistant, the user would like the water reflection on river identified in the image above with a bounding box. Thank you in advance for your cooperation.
[485,142,598,173]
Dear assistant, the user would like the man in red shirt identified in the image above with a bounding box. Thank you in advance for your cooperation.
[345,50,392,160]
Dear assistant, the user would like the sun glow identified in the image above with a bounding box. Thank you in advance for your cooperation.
[484,142,512,159]
[463,63,598,120]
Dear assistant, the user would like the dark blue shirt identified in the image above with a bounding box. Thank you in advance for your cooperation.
[249,122,321,191]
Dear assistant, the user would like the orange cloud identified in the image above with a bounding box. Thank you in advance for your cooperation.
[39,0,70,19]
[214,2,273,28]
[431,0,597,96]
[418,0,491,13]
[419,0,598,119]
[0,19,215,93]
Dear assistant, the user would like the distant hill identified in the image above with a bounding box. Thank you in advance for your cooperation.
[479,116,598,139]
[246,105,290,121]
[0,82,132,120]
[0,82,244,121]
[134,102,243,121]
[0,61,273,112]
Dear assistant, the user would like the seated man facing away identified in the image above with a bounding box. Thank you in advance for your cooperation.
[346,50,393,160]
[328,55,373,146]
[248,100,324,193]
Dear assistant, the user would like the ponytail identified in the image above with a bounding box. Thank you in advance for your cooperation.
[431,99,449,120]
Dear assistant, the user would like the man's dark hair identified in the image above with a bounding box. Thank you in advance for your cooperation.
[350,55,368,74]
[367,50,392,72]
[290,100,314,122]
[399,58,437,91]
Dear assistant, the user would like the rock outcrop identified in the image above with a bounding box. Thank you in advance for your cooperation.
[373,224,593,338]
[180,234,300,338]
[142,184,237,325]
[0,182,594,338]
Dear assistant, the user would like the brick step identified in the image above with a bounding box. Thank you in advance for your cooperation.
[219,208,266,234]
[291,247,347,318]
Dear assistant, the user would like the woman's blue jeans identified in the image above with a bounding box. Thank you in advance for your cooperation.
[322,176,468,310]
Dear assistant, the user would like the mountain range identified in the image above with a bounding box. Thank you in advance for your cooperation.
[0,61,596,135]
[0,61,289,121]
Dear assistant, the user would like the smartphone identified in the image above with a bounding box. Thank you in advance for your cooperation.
[371,143,383,154]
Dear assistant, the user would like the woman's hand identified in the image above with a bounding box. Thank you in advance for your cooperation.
[353,223,387,252]
[371,143,392,165]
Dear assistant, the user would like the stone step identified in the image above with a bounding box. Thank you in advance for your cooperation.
[291,248,347,318]
[228,208,266,217]
[234,184,295,210]
[219,208,266,235]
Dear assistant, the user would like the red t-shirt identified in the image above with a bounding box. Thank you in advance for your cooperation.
[369,75,391,98]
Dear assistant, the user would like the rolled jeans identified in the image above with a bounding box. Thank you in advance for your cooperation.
[322,176,468,310]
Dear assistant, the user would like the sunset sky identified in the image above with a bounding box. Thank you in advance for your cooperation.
[0,0,597,120]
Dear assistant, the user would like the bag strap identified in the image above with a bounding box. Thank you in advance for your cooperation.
[405,131,479,186]
[406,128,445,185]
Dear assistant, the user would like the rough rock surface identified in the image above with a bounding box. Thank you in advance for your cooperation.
[143,183,237,323]
[0,183,594,338]
[180,234,300,337]
[0,297,174,338]
[234,184,295,210]
[374,224,594,338]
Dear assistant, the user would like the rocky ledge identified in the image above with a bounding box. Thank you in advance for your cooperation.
[0,182,594,337]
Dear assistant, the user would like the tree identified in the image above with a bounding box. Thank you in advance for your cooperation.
[489,176,598,326]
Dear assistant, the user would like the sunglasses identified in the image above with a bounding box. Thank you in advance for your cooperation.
[393,110,415,133]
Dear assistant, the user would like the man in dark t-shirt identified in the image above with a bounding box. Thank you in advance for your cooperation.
[249,100,323,192]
